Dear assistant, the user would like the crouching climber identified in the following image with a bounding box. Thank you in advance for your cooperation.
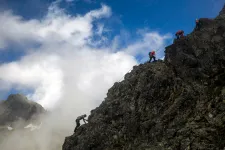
[74,114,88,132]
[175,30,184,39]
[149,50,156,63]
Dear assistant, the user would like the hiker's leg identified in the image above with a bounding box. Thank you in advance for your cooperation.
[149,57,152,62]
[153,56,156,61]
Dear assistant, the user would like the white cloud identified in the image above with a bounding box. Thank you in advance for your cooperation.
[0,1,170,113]
[0,3,135,110]
[0,54,63,108]
[124,32,171,55]
[0,1,172,150]
[96,23,104,35]
[112,30,172,62]
[0,3,111,49]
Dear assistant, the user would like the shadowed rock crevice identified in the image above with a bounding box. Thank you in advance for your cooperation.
[63,5,225,150]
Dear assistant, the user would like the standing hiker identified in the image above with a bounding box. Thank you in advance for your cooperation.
[149,50,156,62]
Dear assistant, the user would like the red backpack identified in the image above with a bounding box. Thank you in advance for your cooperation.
[149,51,155,56]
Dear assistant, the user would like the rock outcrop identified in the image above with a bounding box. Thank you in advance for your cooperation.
[0,94,72,150]
[219,4,225,16]
[63,5,225,150]
[0,94,45,127]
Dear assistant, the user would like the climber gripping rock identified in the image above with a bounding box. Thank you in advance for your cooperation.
[149,50,156,63]
[175,30,184,39]
[74,114,88,132]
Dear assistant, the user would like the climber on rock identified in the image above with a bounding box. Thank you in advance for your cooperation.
[74,114,88,132]
[175,30,184,39]
[149,50,156,63]
[195,19,202,30]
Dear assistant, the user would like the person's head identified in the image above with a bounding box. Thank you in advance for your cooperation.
[152,50,155,53]
[84,114,87,117]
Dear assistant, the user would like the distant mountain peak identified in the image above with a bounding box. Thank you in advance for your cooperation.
[6,94,30,104]
[0,94,45,127]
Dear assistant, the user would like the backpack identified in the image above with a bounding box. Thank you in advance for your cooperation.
[149,51,155,56]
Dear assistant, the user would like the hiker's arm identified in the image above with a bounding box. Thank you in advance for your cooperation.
[83,118,87,124]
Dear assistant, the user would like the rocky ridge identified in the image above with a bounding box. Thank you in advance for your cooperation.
[0,94,45,127]
[0,94,75,150]
[63,5,225,150]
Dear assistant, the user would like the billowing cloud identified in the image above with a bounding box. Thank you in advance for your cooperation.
[0,2,111,49]
[123,32,172,62]
[0,1,172,150]
[112,29,172,62]
[0,2,135,110]
[0,1,171,112]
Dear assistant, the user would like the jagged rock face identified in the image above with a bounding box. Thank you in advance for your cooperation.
[0,94,45,126]
[165,20,225,83]
[219,4,225,16]
[63,5,225,150]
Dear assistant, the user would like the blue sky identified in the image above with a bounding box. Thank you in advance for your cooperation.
[0,0,224,57]
[1,0,224,32]
[0,0,224,61]
[0,0,224,107]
